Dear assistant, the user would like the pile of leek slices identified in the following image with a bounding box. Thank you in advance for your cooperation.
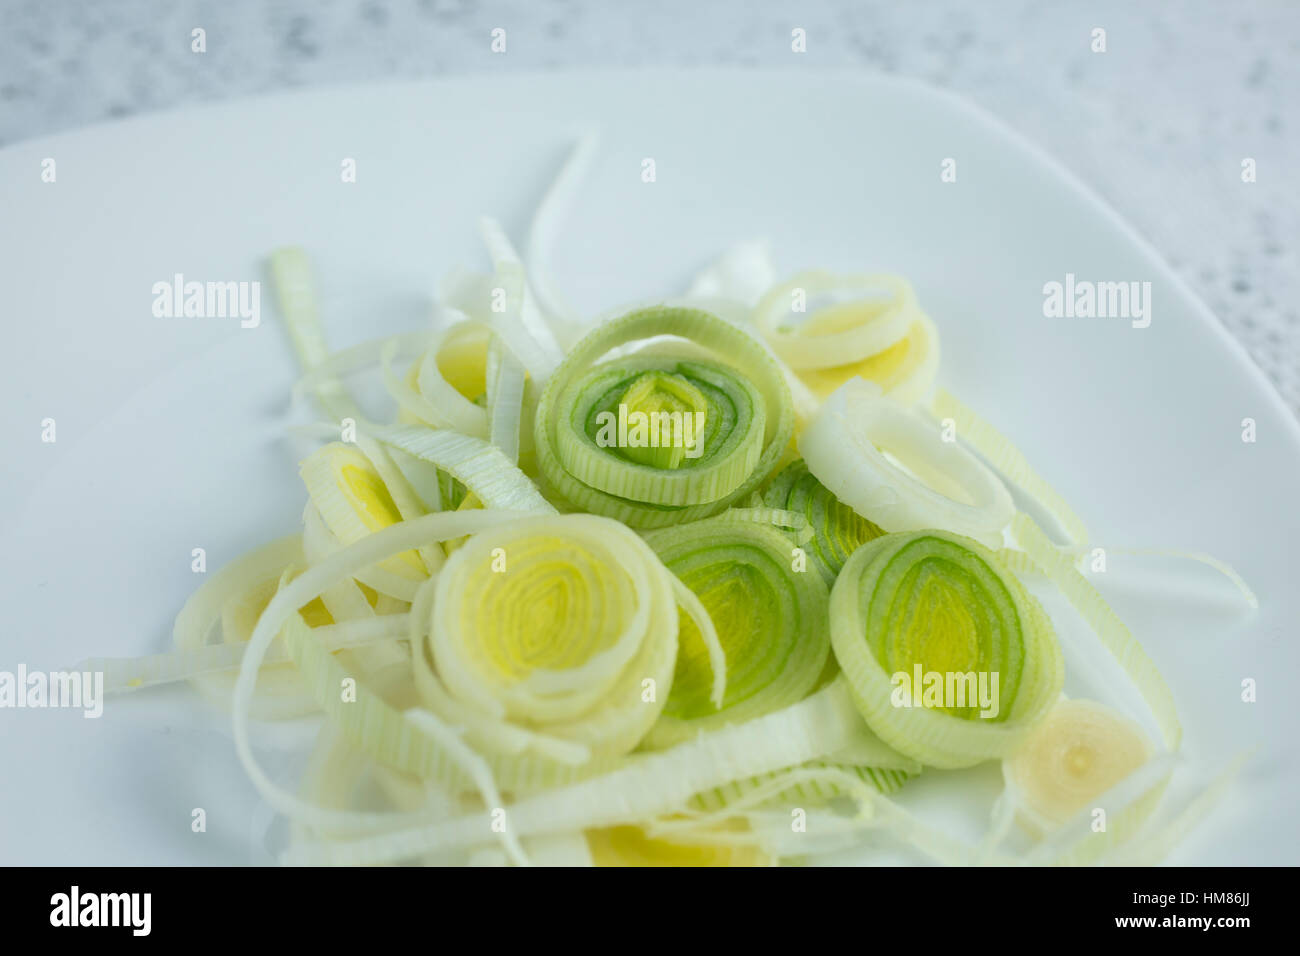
[99,139,1255,867]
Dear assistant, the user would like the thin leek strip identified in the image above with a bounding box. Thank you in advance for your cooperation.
[702,505,814,545]
[382,337,489,438]
[1106,750,1252,867]
[762,458,885,583]
[642,516,830,747]
[268,247,358,422]
[1011,513,1181,751]
[931,388,1089,547]
[1002,698,1155,835]
[1066,545,1258,608]
[172,535,319,719]
[82,615,408,694]
[404,708,529,867]
[370,425,555,514]
[478,217,565,379]
[281,678,867,865]
[685,239,777,307]
[413,515,683,761]
[526,131,600,347]
[801,377,1015,550]
[290,329,433,407]
[485,334,527,465]
[689,761,911,814]
[830,530,1064,769]
[534,305,795,528]
[754,272,917,371]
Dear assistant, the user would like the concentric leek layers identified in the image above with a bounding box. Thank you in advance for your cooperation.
[412,514,684,762]
[643,515,830,746]
[534,305,794,528]
[762,459,885,584]
[830,530,1063,769]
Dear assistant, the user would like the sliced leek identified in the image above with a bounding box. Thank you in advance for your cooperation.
[534,305,794,528]
[642,514,830,745]
[801,377,1015,550]
[762,458,885,583]
[1003,698,1154,833]
[830,530,1064,768]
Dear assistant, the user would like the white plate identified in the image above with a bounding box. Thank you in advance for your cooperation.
[1,71,1296,866]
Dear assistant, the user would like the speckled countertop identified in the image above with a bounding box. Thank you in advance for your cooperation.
[3,0,1296,413]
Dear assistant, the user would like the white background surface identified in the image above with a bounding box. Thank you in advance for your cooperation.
[2,0,1297,414]
[0,70,1296,865]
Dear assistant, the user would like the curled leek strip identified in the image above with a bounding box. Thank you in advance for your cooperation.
[371,425,555,515]
[269,247,359,422]
[830,530,1064,769]
[642,515,829,747]
[800,377,1015,550]
[930,388,1088,547]
[1003,698,1154,834]
[762,458,885,583]
[382,322,491,438]
[754,272,916,371]
[412,514,718,762]
[282,678,867,865]
[534,305,794,528]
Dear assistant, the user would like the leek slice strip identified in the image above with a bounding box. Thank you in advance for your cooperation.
[480,217,565,379]
[931,388,1089,548]
[534,305,795,528]
[290,330,432,407]
[1065,545,1258,608]
[381,334,490,438]
[762,458,885,583]
[830,530,1064,769]
[688,761,912,814]
[587,821,769,867]
[1011,513,1180,750]
[173,535,320,719]
[281,678,867,865]
[642,516,829,746]
[801,378,1015,550]
[370,425,555,514]
[269,247,358,422]
[754,272,916,371]
[685,239,777,307]
[413,514,687,762]
[485,334,527,465]
[526,131,600,346]
[83,615,407,694]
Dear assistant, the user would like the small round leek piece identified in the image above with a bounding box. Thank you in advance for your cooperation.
[1003,698,1154,833]
[534,305,794,528]
[754,272,939,406]
[412,513,715,762]
[800,377,1015,550]
[762,459,884,583]
[830,530,1063,769]
[642,515,830,746]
